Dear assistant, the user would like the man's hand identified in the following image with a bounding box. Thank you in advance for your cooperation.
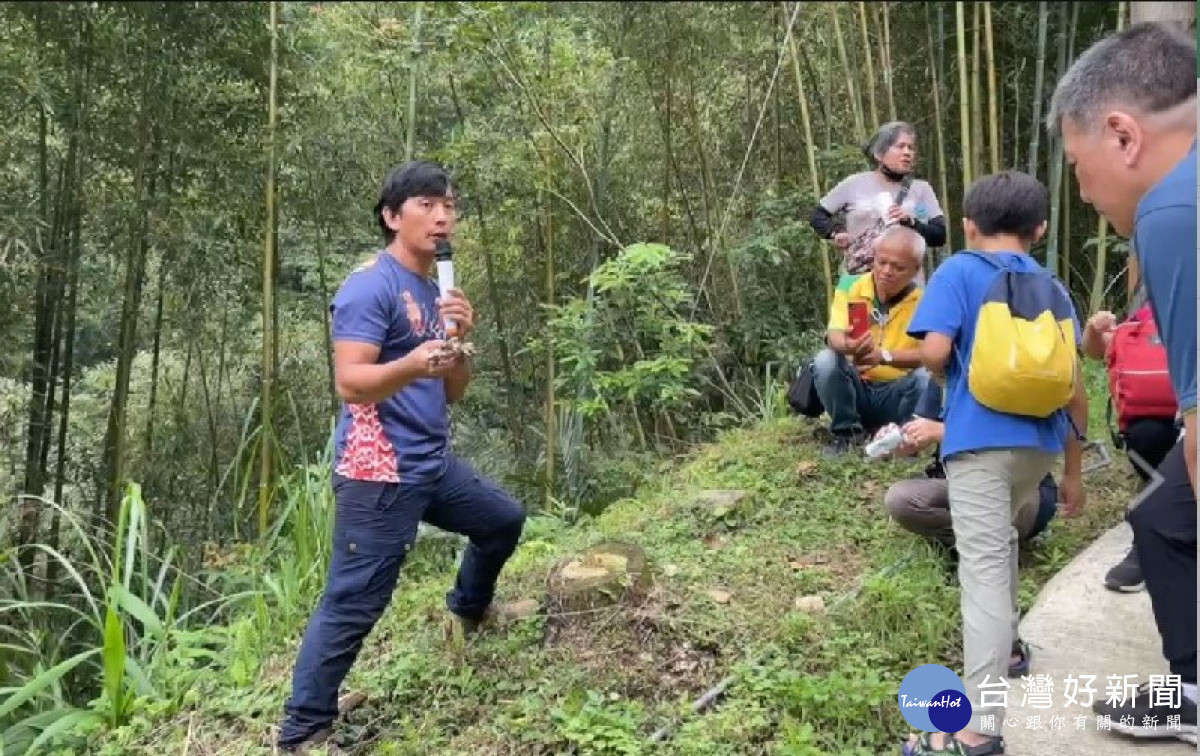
[437,288,476,339]
[832,232,851,249]
[854,348,885,374]
[901,417,943,450]
[844,331,874,359]
[406,340,463,378]
[1058,472,1086,518]
[1082,310,1118,360]
[1087,310,1118,335]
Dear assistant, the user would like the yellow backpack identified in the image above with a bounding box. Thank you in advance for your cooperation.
[963,252,1077,418]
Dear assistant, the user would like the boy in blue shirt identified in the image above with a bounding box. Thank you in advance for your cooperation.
[900,171,1087,756]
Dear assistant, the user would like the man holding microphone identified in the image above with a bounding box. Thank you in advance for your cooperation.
[277,161,527,752]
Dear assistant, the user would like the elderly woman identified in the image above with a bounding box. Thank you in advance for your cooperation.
[810,121,947,277]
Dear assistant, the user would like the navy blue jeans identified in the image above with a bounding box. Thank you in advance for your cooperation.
[278,454,526,746]
[812,347,931,435]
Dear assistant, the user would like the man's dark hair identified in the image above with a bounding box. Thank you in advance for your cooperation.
[962,171,1048,240]
[373,161,453,242]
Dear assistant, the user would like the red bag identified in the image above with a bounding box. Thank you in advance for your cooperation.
[1106,304,1178,432]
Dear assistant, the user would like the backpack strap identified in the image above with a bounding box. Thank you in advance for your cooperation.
[894,174,915,206]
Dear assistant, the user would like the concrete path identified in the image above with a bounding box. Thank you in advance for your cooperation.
[1002,522,1195,755]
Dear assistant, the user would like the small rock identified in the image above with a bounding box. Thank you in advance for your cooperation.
[703,534,728,550]
[707,589,733,604]
[794,595,826,614]
[795,461,818,478]
[503,599,541,619]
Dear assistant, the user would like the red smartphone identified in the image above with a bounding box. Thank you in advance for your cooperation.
[848,301,870,339]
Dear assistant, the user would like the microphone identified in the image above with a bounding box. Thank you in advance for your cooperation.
[434,239,456,336]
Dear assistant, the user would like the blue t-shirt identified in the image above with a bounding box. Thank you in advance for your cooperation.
[1134,141,1196,415]
[330,252,451,484]
[907,251,1081,460]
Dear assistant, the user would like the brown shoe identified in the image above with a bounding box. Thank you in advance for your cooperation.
[447,600,539,640]
[279,727,333,754]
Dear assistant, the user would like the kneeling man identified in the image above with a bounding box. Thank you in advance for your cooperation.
[814,225,931,456]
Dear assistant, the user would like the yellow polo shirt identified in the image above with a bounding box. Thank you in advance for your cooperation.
[827,272,923,383]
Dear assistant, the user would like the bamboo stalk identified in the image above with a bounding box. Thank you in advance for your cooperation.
[984,2,999,172]
[1100,2,1126,309]
[882,3,896,120]
[832,5,866,143]
[1013,61,1022,170]
[858,2,879,127]
[788,9,833,306]
[956,2,972,191]
[1027,2,1048,179]
[259,0,279,539]
[1045,5,1069,278]
[971,3,984,180]
[405,2,425,161]
[926,4,952,256]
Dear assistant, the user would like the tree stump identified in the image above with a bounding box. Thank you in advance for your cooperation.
[546,541,653,614]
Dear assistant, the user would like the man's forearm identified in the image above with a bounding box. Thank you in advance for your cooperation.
[445,359,473,404]
[1081,325,1107,361]
[827,330,849,354]
[888,349,924,370]
[918,336,952,377]
[337,355,422,405]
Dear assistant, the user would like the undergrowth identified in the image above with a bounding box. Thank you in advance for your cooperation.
[6,364,1138,755]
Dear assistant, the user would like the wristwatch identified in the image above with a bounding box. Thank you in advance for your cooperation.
[881,349,894,365]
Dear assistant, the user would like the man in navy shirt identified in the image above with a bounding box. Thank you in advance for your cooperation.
[277,162,527,752]
[1050,21,1197,744]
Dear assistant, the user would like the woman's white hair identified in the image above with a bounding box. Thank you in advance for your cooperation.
[865,121,917,163]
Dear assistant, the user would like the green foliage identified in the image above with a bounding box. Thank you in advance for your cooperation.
[0,485,253,754]
[550,690,645,755]
[541,242,714,425]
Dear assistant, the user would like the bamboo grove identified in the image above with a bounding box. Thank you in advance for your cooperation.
[0,0,1185,625]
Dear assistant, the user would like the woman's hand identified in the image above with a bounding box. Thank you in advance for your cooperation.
[888,205,913,225]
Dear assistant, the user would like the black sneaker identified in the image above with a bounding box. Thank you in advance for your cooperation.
[1104,545,1144,592]
[822,430,866,458]
[1093,681,1197,744]
[1008,638,1031,678]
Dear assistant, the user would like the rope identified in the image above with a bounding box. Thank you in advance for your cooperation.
[688,1,804,322]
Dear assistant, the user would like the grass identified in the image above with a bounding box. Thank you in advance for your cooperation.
[78,365,1139,756]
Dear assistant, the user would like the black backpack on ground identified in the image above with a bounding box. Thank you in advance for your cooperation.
[787,359,824,418]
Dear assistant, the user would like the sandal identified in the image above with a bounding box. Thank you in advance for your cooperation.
[900,732,1005,755]
[1008,638,1031,678]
